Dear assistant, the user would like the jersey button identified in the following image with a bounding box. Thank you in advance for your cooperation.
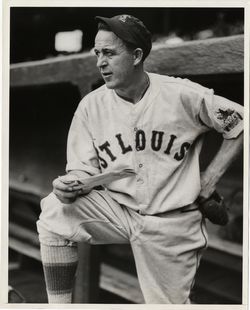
[137,178,144,184]
[139,163,143,168]
[134,127,138,131]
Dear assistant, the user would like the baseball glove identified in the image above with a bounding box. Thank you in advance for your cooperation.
[196,191,229,226]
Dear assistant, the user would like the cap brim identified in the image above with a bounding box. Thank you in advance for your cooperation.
[95,16,116,29]
[95,16,109,23]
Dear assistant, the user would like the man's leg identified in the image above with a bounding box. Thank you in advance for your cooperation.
[129,206,208,304]
[39,241,78,303]
[37,189,130,303]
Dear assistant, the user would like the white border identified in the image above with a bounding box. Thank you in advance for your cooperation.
[1,0,10,307]
[3,0,249,7]
[243,1,250,307]
[1,1,249,310]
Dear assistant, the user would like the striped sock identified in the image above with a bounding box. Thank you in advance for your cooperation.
[40,244,78,303]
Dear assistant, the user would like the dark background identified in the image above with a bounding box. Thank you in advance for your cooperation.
[10,7,244,63]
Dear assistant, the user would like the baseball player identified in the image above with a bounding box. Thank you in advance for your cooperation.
[37,14,243,304]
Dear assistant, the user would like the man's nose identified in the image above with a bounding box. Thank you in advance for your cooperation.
[96,55,108,68]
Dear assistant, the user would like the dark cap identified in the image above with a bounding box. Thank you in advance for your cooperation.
[95,14,152,60]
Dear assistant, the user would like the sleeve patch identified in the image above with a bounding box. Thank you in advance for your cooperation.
[216,108,243,132]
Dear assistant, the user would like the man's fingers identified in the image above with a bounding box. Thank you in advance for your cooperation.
[53,178,77,192]
[71,184,83,191]
[58,174,78,184]
[52,176,92,203]
[53,188,79,199]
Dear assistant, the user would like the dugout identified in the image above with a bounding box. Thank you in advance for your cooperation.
[8,33,244,303]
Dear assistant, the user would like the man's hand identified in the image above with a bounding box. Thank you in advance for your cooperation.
[52,174,91,204]
[196,191,229,225]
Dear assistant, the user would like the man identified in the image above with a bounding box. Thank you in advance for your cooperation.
[37,14,243,304]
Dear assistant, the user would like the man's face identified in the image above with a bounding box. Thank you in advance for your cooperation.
[94,30,135,90]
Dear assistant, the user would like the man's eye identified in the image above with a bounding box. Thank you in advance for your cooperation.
[95,51,100,57]
[106,51,113,57]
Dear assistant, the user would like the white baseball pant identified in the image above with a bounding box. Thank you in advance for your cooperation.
[37,189,208,304]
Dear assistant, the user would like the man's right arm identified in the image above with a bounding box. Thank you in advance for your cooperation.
[53,101,101,203]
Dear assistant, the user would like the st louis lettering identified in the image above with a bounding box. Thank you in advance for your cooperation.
[174,142,191,161]
[98,141,117,161]
[151,131,164,151]
[97,130,192,168]
[95,147,108,169]
[136,130,146,151]
[115,133,132,154]
[164,134,177,155]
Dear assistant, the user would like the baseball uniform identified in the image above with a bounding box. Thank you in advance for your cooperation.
[66,72,243,213]
[37,72,243,303]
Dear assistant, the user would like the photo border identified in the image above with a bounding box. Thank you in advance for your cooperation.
[1,0,249,309]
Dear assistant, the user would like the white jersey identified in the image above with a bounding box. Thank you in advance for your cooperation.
[66,73,243,215]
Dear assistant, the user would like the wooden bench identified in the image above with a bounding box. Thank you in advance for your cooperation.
[9,34,244,303]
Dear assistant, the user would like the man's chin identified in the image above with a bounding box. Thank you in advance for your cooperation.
[104,81,115,89]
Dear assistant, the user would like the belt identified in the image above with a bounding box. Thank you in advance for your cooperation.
[136,203,199,216]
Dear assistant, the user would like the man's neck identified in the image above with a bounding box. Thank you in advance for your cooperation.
[115,71,150,104]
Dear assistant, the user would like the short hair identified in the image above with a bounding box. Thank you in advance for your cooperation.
[97,22,146,62]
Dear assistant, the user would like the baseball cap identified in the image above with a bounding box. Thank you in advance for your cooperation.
[95,14,152,60]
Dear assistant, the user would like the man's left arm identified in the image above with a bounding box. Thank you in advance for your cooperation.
[198,93,244,199]
[199,132,243,198]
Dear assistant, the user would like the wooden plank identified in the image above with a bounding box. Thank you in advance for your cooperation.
[10,53,99,96]
[100,263,144,304]
[9,262,21,271]
[10,35,243,97]
[146,35,244,76]
[203,246,242,273]
[9,180,45,201]
[202,223,242,273]
[73,243,100,303]
[208,234,242,257]
[9,237,41,261]
[9,223,40,247]
[206,221,242,258]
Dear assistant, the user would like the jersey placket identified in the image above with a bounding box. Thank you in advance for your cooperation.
[130,106,149,214]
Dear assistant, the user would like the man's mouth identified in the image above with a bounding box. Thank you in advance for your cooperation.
[102,72,112,78]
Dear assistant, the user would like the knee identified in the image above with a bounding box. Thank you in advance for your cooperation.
[38,193,60,225]
[37,193,70,245]
[37,192,87,244]
[40,192,61,211]
[37,220,74,246]
[39,192,67,216]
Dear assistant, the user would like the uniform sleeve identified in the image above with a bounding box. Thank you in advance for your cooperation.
[199,90,244,139]
[66,101,101,175]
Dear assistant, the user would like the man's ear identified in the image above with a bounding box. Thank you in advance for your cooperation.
[133,48,143,66]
